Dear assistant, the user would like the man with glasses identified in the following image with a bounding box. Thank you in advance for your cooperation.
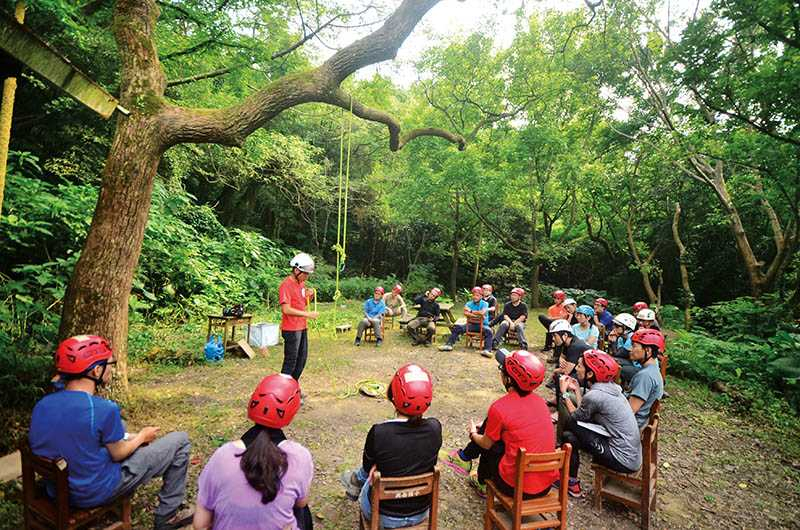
[29,335,193,530]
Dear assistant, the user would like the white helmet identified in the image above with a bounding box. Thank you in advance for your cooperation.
[637,309,656,321]
[563,298,577,306]
[549,319,573,334]
[290,252,315,273]
[613,312,637,331]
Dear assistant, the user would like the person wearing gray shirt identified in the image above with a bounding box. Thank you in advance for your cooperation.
[559,350,641,497]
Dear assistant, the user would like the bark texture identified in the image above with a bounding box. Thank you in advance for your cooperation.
[672,202,693,329]
[59,0,465,390]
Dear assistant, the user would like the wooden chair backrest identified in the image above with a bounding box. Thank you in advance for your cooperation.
[513,445,571,514]
[368,467,440,530]
[598,324,607,351]
[659,355,669,384]
[466,315,484,326]
[20,441,71,528]
[641,414,659,482]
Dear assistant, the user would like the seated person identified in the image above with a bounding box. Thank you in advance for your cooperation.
[441,350,556,499]
[193,374,313,530]
[632,301,649,315]
[29,336,192,530]
[482,284,498,319]
[355,286,387,347]
[608,313,636,358]
[562,298,578,325]
[538,289,569,352]
[341,364,441,528]
[635,308,661,331]
[559,351,642,497]
[439,286,493,357]
[572,305,599,347]
[627,329,665,428]
[593,298,614,336]
[383,284,408,317]
[407,288,442,346]
[549,319,591,377]
[490,287,528,351]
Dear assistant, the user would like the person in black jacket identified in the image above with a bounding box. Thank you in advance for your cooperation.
[341,364,442,527]
[407,288,442,345]
[490,287,529,350]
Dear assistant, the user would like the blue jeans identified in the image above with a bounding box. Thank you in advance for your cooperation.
[447,323,493,349]
[356,468,429,528]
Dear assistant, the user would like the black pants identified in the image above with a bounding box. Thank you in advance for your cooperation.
[294,505,313,529]
[561,417,637,478]
[282,330,308,380]
[462,420,550,500]
[538,315,555,350]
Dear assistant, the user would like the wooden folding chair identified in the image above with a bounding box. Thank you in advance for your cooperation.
[484,444,572,530]
[364,318,385,343]
[359,467,440,530]
[592,415,660,530]
[21,442,132,530]
[465,316,486,350]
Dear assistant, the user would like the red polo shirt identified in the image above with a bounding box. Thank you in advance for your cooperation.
[279,275,308,331]
[484,391,558,494]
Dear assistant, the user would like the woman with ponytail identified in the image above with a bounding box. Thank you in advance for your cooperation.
[193,374,314,530]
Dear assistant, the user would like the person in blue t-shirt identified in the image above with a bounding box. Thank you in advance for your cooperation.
[439,286,493,357]
[626,329,665,428]
[355,286,387,347]
[593,298,614,335]
[572,305,599,347]
[29,335,193,530]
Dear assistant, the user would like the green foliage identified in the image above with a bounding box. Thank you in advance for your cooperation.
[692,295,787,339]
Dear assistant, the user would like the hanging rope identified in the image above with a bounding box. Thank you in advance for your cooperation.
[332,96,354,333]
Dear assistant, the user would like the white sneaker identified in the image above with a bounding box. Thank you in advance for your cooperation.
[480,350,492,358]
[438,344,453,351]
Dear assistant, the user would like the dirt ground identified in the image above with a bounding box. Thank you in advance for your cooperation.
[115,308,800,529]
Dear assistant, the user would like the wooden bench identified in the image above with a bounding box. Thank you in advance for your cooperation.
[21,442,132,530]
[592,414,660,530]
[335,324,352,334]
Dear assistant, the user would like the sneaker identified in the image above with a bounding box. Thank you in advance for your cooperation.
[468,473,487,498]
[480,350,492,358]
[154,506,194,530]
[439,449,472,476]
[376,339,382,347]
[340,470,363,500]
[553,478,582,498]
[354,338,361,346]
[438,344,453,351]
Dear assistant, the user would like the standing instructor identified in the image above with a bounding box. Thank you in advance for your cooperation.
[279,253,319,381]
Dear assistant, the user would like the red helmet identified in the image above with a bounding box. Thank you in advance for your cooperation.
[390,363,433,416]
[392,284,403,294]
[553,290,566,301]
[471,286,483,295]
[632,301,649,313]
[248,374,302,429]
[430,287,442,298]
[595,298,609,308]
[482,284,493,292]
[511,287,525,297]
[55,335,113,374]
[583,350,620,383]
[631,328,666,353]
[375,286,385,295]
[504,350,545,391]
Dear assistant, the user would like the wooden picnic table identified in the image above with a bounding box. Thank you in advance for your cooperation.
[402,302,456,327]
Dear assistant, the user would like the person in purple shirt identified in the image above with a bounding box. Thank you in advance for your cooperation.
[193,374,314,530]
[29,335,192,530]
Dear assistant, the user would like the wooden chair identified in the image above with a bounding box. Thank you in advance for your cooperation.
[465,316,486,350]
[484,444,572,530]
[658,355,669,385]
[592,414,660,530]
[364,317,385,343]
[597,324,607,351]
[359,467,440,530]
[21,442,132,530]
[504,326,521,347]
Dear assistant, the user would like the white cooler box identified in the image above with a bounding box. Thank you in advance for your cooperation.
[249,323,280,348]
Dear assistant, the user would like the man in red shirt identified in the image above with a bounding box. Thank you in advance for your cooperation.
[279,253,319,381]
[440,350,557,498]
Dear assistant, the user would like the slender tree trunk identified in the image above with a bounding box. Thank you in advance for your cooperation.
[530,263,541,308]
[472,224,482,287]
[450,191,461,297]
[672,202,693,329]
[625,214,659,306]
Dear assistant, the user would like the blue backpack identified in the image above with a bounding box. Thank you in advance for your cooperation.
[204,335,224,362]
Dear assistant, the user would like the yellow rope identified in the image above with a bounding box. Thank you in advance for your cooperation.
[332,96,354,335]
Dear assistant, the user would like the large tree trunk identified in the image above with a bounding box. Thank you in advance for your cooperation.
[529,263,541,308]
[59,0,464,390]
